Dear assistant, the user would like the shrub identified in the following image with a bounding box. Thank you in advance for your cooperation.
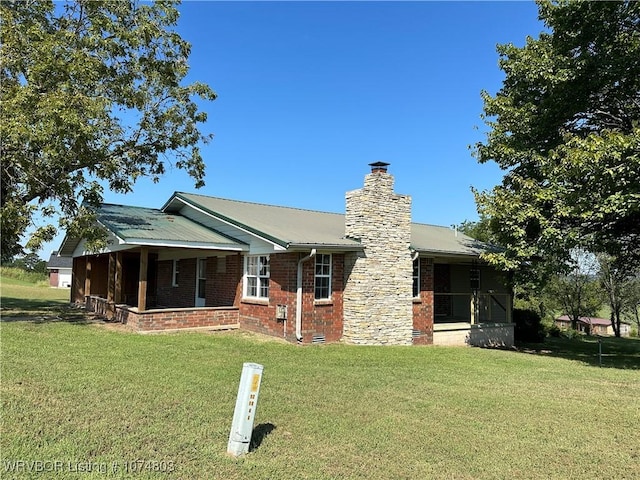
[0,266,48,285]
[513,308,546,343]
[547,324,562,338]
[561,328,582,340]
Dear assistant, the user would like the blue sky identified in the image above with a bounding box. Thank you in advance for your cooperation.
[40,1,544,258]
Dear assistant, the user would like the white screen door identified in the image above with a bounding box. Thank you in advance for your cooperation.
[196,258,206,307]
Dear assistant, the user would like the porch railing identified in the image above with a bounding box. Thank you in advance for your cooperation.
[434,293,511,324]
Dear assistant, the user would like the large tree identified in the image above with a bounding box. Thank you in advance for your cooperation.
[545,249,602,331]
[473,0,640,281]
[597,253,640,337]
[0,0,216,261]
[623,275,640,336]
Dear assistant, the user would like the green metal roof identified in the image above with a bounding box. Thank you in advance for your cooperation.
[410,223,500,257]
[58,204,247,255]
[165,192,497,257]
[165,192,363,250]
[98,204,246,248]
[60,192,498,258]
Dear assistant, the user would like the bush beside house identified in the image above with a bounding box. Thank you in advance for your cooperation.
[513,308,545,343]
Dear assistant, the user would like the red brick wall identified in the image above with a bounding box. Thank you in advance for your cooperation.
[156,255,242,308]
[156,258,197,308]
[177,257,196,306]
[156,259,173,303]
[301,253,344,343]
[115,305,239,331]
[239,253,297,339]
[80,251,438,345]
[413,257,434,345]
[85,295,239,331]
[208,254,243,307]
[239,252,345,344]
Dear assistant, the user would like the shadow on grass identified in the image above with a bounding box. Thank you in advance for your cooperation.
[250,423,276,452]
[516,336,640,370]
[0,297,90,324]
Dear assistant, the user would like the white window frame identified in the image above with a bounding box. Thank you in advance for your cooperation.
[413,258,420,298]
[314,253,332,300]
[244,255,270,300]
[172,259,179,287]
[196,257,207,306]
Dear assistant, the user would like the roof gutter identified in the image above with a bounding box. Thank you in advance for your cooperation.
[286,243,363,252]
[296,249,316,342]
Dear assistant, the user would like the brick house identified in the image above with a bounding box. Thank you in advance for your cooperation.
[59,163,514,346]
[555,315,631,337]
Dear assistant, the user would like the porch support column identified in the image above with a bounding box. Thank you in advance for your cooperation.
[506,294,513,324]
[470,292,477,325]
[84,256,92,298]
[107,253,116,318]
[138,247,148,312]
[115,253,122,304]
[108,254,115,303]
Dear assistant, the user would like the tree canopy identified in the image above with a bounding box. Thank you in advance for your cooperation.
[473,0,640,280]
[0,0,216,261]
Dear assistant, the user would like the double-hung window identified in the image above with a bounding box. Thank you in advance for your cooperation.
[314,254,332,300]
[413,258,420,298]
[245,255,270,299]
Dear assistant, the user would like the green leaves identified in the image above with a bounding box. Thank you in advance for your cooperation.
[474,0,640,284]
[0,0,216,260]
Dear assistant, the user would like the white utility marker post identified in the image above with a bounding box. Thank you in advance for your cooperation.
[227,362,264,457]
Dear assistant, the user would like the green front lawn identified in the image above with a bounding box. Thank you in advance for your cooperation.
[1,275,71,317]
[1,281,639,479]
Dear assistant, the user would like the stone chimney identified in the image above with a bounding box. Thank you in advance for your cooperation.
[343,163,413,345]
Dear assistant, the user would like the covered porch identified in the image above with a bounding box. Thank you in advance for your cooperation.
[58,202,250,332]
[72,246,244,332]
[432,261,514,347]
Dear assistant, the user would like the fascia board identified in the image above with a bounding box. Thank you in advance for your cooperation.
[123,238,248,251]
[413,248,482,259]
[286,243,364,252]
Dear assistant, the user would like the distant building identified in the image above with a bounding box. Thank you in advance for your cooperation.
[555,315,631,337]
[46,251,72,288]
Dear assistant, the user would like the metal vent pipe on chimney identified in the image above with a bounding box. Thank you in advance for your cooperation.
[369,161,390,173]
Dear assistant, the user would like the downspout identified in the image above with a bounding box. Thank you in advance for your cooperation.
[296,249,317,342]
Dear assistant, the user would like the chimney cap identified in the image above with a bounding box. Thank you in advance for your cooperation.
[369,161,390,173]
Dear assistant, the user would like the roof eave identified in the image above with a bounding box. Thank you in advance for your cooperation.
[120,238,248,251]
[58,235,80,257]
[412,248,484,259]
[286,243,364,252]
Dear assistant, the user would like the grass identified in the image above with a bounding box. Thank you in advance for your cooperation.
[519,335,640,369]
[0,266,48,286]
[2,279,640,479]
[1,275,72,317]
